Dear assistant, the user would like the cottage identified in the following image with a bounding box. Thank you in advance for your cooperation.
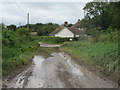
[50,19,85,38]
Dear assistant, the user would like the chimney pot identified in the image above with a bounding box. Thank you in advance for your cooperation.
[64,21,68,26]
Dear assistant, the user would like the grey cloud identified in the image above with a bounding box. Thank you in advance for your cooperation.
[1,2,86,26]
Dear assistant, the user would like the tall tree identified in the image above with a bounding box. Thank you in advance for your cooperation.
[82,2,120,34]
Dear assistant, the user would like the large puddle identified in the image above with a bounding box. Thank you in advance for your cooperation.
[3,47,117,88]
[25,47,61,88]
[25,47,116,88]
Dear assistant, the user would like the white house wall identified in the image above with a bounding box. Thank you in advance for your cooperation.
[55,27,74,37]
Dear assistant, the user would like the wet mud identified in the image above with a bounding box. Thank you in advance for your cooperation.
[2,46,117,88]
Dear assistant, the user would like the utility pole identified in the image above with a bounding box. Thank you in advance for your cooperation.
[27,13,29,31]
[19,22,20,28]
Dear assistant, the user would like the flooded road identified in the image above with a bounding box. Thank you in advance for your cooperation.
[3,47,116,88]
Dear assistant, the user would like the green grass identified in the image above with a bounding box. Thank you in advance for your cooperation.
[39,36,67,44]
[38,36,78,44]
[2,41,38,76]
[2,28,39,76]
[60,41,119,81]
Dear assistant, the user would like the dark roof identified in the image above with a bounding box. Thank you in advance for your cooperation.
[72,19,81,28]
[50,26,65,35]
[50,26,85,36]
[49,26,65,35]
[68,27,85,35]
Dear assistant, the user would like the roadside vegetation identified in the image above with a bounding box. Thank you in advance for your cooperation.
[2,2,119,85]
[39,36,78,44]
[2,26,39,76]
[61,2,119,83]
[0,24,2,76]
[60,36,118,81]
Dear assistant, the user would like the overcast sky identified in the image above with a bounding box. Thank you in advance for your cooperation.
[0,1,92,26]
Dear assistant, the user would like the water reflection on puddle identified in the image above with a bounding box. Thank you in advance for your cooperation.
[36,47,60,59]
[67,60,84,76]
[33,55,44,68]
[25,47,60,88]
[25,55,45,88]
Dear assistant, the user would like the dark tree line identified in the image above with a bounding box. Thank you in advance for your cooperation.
[80,2,120,35]
[7,25,17,31]
[32,23,59,36]
[6,23,59,36]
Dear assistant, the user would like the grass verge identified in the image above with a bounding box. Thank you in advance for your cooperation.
[60,41,119,82]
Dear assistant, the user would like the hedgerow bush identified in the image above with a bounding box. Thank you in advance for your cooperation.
[39,36,79,44]
[97,31,118,43]
[2,28,38,75]
[81,29,118,43]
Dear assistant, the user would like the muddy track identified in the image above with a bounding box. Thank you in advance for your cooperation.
[57,64,83,88]
[57,64,74,88]
[2,47,117,88]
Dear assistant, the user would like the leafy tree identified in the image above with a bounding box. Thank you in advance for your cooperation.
[83,2,108,18]
[67,23,73,27]
[7,24,17,31]
[37,23,59,36]
[17,27,30,36]
[82,2,120,35]
[17,23,59,36]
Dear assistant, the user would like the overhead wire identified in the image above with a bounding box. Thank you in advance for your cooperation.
[12,0,43,25]
[12,0,27,25]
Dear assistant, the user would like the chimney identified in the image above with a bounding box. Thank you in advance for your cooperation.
[78,19,80,22]
[64,21,68,26]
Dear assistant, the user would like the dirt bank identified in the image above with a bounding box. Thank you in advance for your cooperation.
[59,48,118,87]
[2,59,33,88]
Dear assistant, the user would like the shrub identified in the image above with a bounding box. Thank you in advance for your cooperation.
[82,29,118,43]
[39,36,79,44]
[17,28,30,36]
[2,28,38,76]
